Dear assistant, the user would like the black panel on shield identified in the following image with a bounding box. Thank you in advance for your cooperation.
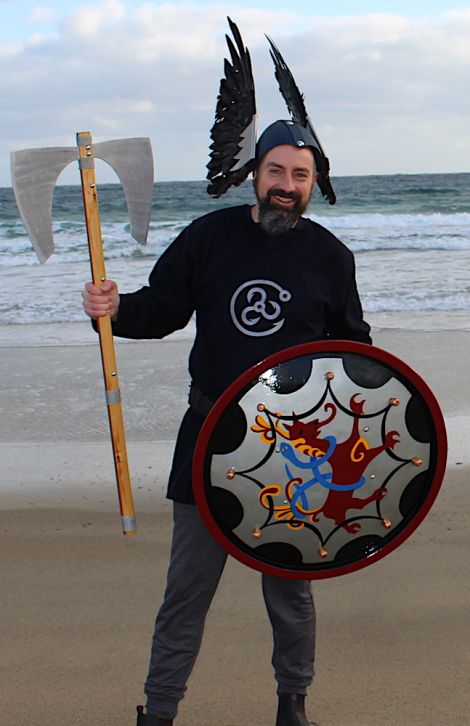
[207,487,244,531]
[342,353,393,388]
[259,355,313,394]
[335,535,383,563]
[254,542,304,567]
[399,471,430,519]
[405,394,432,443]
[208,402,247,455]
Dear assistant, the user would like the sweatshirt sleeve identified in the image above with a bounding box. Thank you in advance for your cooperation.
[110,226,196,340]
[327,255,372,344]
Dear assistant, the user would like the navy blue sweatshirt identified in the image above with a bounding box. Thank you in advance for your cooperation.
[112,205,371,502]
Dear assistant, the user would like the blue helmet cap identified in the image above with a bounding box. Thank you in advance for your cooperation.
[255,120,321,163]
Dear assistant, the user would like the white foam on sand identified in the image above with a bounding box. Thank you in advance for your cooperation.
[0,319,196,347]
[369,310,470,331]
[0,311,468,349]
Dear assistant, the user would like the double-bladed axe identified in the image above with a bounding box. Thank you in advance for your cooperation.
[11,132,155,534]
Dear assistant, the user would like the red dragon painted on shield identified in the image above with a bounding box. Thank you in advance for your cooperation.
[253,394,400,533]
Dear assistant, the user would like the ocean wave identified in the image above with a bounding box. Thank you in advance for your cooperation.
[0,220,179,267]
[3,298,469,325]
[363,292,470,312]
[313,211,470,229]
[2,175,469,324]
[1,212,469,266]
[306,212,470,252]
[350,236,470,252]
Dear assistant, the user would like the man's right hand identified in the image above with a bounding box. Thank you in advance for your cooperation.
[82,279,120,321]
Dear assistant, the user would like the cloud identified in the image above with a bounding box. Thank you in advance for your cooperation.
[64,0,125,37]
[0,41,21,58]
[1,2,470,185]
[28,7,58,25]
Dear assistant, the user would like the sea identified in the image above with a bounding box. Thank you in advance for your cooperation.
[0,173,469,346]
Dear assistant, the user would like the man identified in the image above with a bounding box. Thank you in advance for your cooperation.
[83,120,371,726]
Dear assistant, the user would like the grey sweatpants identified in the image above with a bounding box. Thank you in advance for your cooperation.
[145,503,316,720]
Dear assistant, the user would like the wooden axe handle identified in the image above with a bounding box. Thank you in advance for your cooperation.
[77,131,136,535]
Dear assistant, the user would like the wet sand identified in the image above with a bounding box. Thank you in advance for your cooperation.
[1,327,469,725]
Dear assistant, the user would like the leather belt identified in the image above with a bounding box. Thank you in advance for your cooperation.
[188,383,215,417]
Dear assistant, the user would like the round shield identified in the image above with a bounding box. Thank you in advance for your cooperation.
[193,341,447,579]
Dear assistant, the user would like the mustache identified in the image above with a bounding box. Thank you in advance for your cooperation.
[267,188,301,201]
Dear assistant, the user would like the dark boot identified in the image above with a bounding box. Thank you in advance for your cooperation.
[136,705,173,726]
[276,694,318,726]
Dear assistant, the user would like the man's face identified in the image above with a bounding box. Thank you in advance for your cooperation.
[253,144,317,234]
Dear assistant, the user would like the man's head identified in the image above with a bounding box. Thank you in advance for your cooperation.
[253,121,318,234]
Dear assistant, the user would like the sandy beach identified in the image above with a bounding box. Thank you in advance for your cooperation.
[1,322,469,726]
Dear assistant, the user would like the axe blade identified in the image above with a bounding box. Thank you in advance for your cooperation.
[10,146,78,263]
[11,137,155,262]
[94,137,154,245]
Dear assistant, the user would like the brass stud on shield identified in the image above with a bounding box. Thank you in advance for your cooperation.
[319,546,328,558]
[411,456,423,467]
[389,397,400,406]
[382,517,393,529]
[252,526,262,540]
[325,371,335,381]
[226,467,236,480]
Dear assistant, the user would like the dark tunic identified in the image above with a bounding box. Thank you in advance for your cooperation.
[111,205,371,503]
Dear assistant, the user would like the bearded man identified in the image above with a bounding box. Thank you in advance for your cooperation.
[83,120,371,726]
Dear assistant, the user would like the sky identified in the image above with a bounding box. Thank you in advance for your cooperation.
[1,0,469,186]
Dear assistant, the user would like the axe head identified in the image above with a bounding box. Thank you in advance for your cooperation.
[11,137,154,263]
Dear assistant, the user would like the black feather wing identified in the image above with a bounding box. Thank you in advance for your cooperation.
[266,36,336,205]
[207,17,257,197]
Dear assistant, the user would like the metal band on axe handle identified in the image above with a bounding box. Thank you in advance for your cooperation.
[10,132,155,535]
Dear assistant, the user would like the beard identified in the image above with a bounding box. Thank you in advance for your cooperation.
[256,187,309,235]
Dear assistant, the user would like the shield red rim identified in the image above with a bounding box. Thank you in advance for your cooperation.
[192,341,447,579]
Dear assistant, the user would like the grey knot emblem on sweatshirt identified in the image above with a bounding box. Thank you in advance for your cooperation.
[230,279,292,337]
